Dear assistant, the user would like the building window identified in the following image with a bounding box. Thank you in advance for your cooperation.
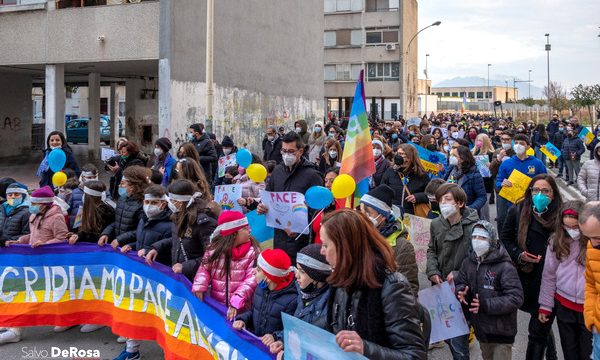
[459,92,465,97]
[325,0,362,13]
[325,64,362,81]
[476,92,484,99]
[486,91,492,99]
[366,62,400,81]
[468,92,475,98]
[325,29,362,47]
[443,92,450,97]
[451,92,458,97]
[365,28,399,44]
[366,0,399,12]
[324,65,337,81]
[324,31,336,47]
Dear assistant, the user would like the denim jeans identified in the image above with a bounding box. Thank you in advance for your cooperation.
[445,333,470,360]
[593,332,600,360]
[556,155,565,176]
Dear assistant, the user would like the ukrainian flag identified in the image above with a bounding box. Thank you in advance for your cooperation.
[578,127,594,145]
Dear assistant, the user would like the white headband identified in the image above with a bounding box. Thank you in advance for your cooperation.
[296,253,332,272]
[472,228,491,239]
[144,194,168,201]
[209,217,249,241]
[29,197,55,204]
[83,187,116,209]
[168,192,203,209]
[6,188,28,195]
[360,194,391,214]
[257,253,294,278]
[81,171,97,178]
[121,176,129,182]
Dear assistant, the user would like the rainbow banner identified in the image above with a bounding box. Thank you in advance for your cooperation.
[0,244,272,360]
[340,69,375,206]
[578,127,594,145]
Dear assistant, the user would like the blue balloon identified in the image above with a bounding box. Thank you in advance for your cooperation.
[237,148,253,168]
[48,149,67,173]
[305,186,334,210]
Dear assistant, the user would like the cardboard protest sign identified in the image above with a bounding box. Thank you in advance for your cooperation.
[403,214,432,272]
[214,185,243,212]
[101,148,117,161]
[260,191,309,234]
[540,142,561,162]
[499,169,532,204]
[475,155,491,178]
[218,154,238,178]
[407,117,421,128]
[418,281,470,344]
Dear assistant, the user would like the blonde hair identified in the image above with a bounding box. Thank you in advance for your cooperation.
[473,133,495,155]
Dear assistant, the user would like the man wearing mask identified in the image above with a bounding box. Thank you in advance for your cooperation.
[562,127,585,185]
[552,122,568,179]
[495,134,546,230]
[262,125,283,164]
[570,116,584,136]
[257,132,323,264]
[547,114,560,142]
[187,123,218,181]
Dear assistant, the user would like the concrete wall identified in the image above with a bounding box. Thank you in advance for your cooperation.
[401,0,418,116]
[0,73,33,157]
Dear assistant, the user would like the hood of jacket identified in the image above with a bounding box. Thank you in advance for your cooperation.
[296,120,308,134]
[594,142,600,162]
[468,219,512,264]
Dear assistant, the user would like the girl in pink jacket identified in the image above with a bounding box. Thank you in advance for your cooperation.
[193,210,259,321]
[538,200,592,360]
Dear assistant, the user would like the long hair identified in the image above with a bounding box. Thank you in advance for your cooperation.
[177,143,201,163]
[176,158,212,201]
[80,180,108,234]
[550,200,587,266]
[322,139,342,167]
[398,143,426,177]
[204,232,260,280]
[455,145,476,174]
[46,131,68,150]
[122,166,151,201]
[321,209,396,289]
[168,179,213,238]
[473,133,495,155]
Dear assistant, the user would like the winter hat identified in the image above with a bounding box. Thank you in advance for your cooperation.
[5,182,28,197]
[221,136,235,148]
[372,139,384,150]
[155,137,172,153]
[360,184,395,217]
[258,249,294,289]
[297,244,331,283]
[210,210,248,241]
[30,186,55,203]
[313,121,324,129]
[472,227,490,240]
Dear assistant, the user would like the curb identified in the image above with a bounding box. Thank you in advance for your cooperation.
[547,168,585,201]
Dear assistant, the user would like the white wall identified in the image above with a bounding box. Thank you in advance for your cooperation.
[0,73,32,157]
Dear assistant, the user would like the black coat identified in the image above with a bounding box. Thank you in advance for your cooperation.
[39,147,81,189]
[117,209,172,254]
[191,134,218,180]
[151,212,217,281]
[381,168,429,215]
[455,245,524,343]
[101,197,143,242]
[266,158,323,263]
[76,203,115,243]
[372,158,392,188]
[551,131,566,152]
[106,154,147,199]
[262,136,283,164]
[562,136,585,161]
[327,271,426,359]
[236,280,298,340]
[0,206,30,246]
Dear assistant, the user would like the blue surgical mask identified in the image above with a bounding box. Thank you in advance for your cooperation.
[118,187,128,198]
[391,133,398,140]
[258,279,268,289]
[187,133,194,141]
[6,198,23,207]
[532,193,551,213]
[29,205,41,215]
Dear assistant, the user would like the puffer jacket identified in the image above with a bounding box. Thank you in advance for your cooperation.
[577,143,600,202]
[0,204,30,246]
[585,243,600,331]
[68,187,84,229]
[236,280,298,339]
[16,205,68,245]
[273,283,330,340]
[192,242,258,312]
[372,156,392,189]
[539,234,586,314]
[101,197,143,242]
[455,220,523,344]
[327,271,426,360]
[561,135,585,161]
[307,133,326,164]
[444,165,487,211]
[191,133,218,181]
[151,212,218,281]
[426,207,479,280]
[380,218,419,297]
[117,209,172,252]
[234,174,265,200]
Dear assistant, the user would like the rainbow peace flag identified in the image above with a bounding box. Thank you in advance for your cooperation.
[461,92,467,114]
[340,70,376,207]
[578,127,594,145]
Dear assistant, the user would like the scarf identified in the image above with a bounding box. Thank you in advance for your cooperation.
[36,150,50,178]
[2,202,14,216]
[518,200,559,251]
[449,166,463,183]
[230,241,252,260]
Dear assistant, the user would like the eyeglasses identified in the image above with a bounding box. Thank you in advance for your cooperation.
[530,187,552,196]
[281,149,297,155]
[501,137,512,141]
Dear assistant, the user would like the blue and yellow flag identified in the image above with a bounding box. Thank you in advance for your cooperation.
[578,127,594,145]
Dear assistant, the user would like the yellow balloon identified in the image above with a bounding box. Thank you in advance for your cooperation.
[526,148,535,156]
[52,171,67,187]
[331,174,356,199]
[246,164,267,183]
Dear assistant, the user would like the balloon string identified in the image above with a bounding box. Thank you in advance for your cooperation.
[294,208,325,241]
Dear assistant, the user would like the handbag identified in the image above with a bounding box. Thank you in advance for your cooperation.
[402,178,431,218]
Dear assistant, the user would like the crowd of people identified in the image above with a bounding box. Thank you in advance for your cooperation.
[1,112,600,360]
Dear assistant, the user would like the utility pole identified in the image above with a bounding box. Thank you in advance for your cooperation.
[487,64,491,113]
[425,54,429,117]
[545,34,551,120]
[206,0,214,133]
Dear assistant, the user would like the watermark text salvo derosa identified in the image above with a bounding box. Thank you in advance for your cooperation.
[22,346,100,359]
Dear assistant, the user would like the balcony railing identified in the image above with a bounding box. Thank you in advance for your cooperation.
[55,0,156,9]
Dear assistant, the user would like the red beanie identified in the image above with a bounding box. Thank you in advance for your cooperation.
[258,249,294,290]
[212,211,248,239]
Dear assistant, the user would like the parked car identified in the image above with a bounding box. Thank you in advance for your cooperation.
[66,117,123,145]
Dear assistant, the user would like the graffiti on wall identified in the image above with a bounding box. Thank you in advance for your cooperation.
[2,116,21,131]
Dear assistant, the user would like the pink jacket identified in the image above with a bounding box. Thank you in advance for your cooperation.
[192,242,258,311]
[17,205,68,245]
[539,237,586,312]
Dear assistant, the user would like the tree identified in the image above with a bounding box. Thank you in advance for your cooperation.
[571,84,600,128]
[544,81,570,114]
[520,98,536,107]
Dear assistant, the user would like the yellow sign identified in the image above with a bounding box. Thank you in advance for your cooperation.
[499,169,533,204]
[539,146,557,162]
[526,147,535,156]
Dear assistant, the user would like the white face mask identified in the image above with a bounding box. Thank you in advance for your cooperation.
[449,155,459,166]
[566,228,581,241]
[443,145,450,152]
[373,149,382,158]
[452,131,459,138]
[295,127,302,133]
[154,148,163,157]
[440,203,458,219]
[472,239,490,258]
[282,153,297,167]
[329,150,338,159]
[502,143,512,150]
[143,204,163,218]
[267,135,275,142]
[368,214,381,227]
[223,148,232,156]
[514,144,526,155]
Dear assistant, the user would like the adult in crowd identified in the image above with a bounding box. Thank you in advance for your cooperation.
[262,125,283,164]
[307,121,326,164]
[445,145,487,220]
[0,182,30,247]
[318,139,342,174]
[294,120,310,145]
[105,140,147,200]
[38,131,81,189]
[532,124,549,165]
[500,174,562,360]
[257,132,323,264]
[176,142,201,163]
[578,143,600,202]
[320,209,426,359]
[580,201,600,360]
[188,123,218,181]
[371,139,391,189]
[172,158,213,202]
[551,123,567,179]
[561,126,585,186]
[472,133,495,206]
[152,137,177,187]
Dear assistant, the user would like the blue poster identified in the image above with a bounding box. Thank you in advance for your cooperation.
[283,313,367,360]
[245,210,274,249]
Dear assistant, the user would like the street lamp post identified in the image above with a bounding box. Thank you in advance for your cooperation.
[487,64,491,113]
[205,0,214,133]
[401,21,441,119]
[425,54,429,117]
[545,34,551,120]
[528,69,532,99]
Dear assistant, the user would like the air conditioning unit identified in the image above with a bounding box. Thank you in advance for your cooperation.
[385,44,397,51]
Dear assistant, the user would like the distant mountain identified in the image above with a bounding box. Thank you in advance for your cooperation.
[433,76,544,99]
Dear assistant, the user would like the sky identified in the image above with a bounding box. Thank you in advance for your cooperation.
[417,0,600,94]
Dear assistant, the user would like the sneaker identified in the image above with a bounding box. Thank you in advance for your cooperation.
[0,329,21,344]
[428,341,445,350]
[80,324,104,333]
[116,336,128,343]
[53,326,75,333]
[113,349,140,360]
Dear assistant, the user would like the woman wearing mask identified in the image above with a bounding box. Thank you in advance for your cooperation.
[472,134,496,208]
[105,140,147,200]
[444,146,487,219]
[439,138,451,157]
[381,144,430,216]
[308,121,326,164]
[176,143,201,163]
[172,158,212,201]
[538,201,591,360]
[371,139,391,189]
[500,174,563,360]
[327,126,345,149]
[465,126,479,149]
[426,183,478,360]
[0,183,30,247]
[318,139,342,174]
[577,143,600,202]
[294,120,309,145]
[37,131,81,189]
[152,137,177,187]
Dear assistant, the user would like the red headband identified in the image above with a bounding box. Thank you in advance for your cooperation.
[562,209,578,218]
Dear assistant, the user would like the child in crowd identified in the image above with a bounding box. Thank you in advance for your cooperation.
[538,201,591,360]
[68,181,115,244]
[455,220,523,360]
[424,178,445,219]
[193,211,259,320]
[0,182,30,247]
[68,163,99,229]
[233,249,297,347]
[269,244,331,357]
